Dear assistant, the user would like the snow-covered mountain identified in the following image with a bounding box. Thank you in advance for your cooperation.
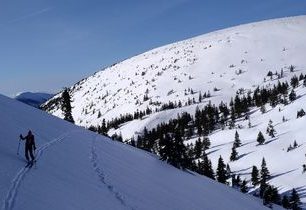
[43,15,306,128]
[0,94,269,210]
[42,15,306,207]
[15,92,54,108]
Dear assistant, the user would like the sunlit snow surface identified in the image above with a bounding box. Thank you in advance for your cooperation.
[0,95,269,209]
[43,15,306,208]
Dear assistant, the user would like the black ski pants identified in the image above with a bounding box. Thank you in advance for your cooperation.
[25,145,35,161]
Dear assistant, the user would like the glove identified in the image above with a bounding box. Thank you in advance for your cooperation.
[33,146,36,150]
[19,134,23,139]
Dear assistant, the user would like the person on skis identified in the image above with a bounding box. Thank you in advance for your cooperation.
[20,130,36,163]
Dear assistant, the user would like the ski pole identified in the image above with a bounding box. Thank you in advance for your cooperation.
[17,138,21,155]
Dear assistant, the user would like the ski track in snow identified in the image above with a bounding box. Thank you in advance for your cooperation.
[90,136,135,210]
[2,131,76,210]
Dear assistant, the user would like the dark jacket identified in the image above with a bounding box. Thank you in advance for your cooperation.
[21,133,36,149]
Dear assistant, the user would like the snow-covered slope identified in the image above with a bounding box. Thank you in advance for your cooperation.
[41,15,306,207]
[15,92,54,108]
[0,94,268,209]
[194,84,306,206]
[110,79,306,207]
[43,15,306,129]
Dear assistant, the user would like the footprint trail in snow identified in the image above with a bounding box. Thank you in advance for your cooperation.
[90,136,135,210]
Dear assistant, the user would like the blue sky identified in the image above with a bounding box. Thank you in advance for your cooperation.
[1,0,306,96]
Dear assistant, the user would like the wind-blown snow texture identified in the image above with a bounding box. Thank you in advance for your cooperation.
[0,94,268,209]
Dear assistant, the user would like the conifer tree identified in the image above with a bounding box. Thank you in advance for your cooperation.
[297,109,305,118]
[290,188,301,210]
[240,180,248,193]
[299,73,304,81]
[226,164,231,180]
[216,156,227,184]
[287,144,293,152]
[158,134,172,162]
[302,164,306,173]
[293,140,298,148]
[289,65,294,72]
[231,175,239,188]
[117,133,123,142]
[261,158,270,181]
[186,127,194,139]
[198,92,202,103]
[251,166,260,186]
[291,75,299,88]
[236,175,242,186]
[271,186,281,205]
[259,159,269,196]
[201,152,215,179]
[282,195,290,209]
[202,136,211,150]
[230,144,238,161]
[263,185,274,207]
[266,119,276,138]
[257,131,265,145]
[171,133,184,168]
[194,138,203,159]
[62,88,75,123]
[289,89,297,102]
[281,69,284,78]
[186,144,195,167]
[259,178,268,198]
[130,136,136,147]
[234,94,243,117]
[101,119,108,135]
[172,132,191,169]
[233,130,242,147]
[203,92,207,98]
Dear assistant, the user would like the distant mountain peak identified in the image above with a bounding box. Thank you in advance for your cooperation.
[15,91,54,108]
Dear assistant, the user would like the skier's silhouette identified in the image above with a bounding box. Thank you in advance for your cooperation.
[20,130,36,163]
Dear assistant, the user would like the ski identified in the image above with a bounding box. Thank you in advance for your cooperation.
[25,162,32,168]
[25,160,36,169]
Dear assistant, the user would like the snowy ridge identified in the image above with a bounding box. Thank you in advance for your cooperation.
[44,15,306,127]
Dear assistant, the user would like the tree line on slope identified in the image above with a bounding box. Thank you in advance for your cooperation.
[100,89,212,130]
[98,72,306,134]
[67,71,306,209]
[125,73,305,209]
